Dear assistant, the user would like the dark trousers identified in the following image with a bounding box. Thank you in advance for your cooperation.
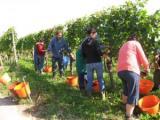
[34,55,44,72]
[78,72,86,90]
[52,57,64,77]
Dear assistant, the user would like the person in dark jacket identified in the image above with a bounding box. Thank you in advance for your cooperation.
[81,27,105,100]
[48,30,72,79]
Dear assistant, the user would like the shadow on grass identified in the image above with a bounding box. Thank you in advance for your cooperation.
[6,59,127,120]
[0,96,18,106]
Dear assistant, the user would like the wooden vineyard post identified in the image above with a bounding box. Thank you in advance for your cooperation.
[0,55,3,66]
[12,30,18,64]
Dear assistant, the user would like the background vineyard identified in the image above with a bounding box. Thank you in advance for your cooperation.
[0,1,159,119]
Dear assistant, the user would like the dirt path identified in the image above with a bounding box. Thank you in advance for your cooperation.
[0,94,42,120]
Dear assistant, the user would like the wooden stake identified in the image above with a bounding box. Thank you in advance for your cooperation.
[12,30,18,64]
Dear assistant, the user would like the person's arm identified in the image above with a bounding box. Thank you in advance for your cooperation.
[63,40,71,53]
[64,40,76,61]
[136,42,150,71]
[95,41,103,56]
[81,42,86,58]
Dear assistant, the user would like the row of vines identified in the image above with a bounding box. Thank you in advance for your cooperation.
[0,0,159,62]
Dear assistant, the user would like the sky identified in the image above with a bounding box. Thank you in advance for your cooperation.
[0,0,159,38]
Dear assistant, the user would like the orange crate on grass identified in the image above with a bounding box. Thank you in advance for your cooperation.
[139,79,154,95]
[66,76,78,87]
[138,95,159,115]
[14,82,31,98]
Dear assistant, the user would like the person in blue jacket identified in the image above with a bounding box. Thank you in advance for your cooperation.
[47,30,72,79]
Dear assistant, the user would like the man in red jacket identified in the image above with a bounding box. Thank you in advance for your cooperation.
[34,39,46,74]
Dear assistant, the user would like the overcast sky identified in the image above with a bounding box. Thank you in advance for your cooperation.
[0,0,159,38]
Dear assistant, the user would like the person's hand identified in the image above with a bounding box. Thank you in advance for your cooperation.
[47,51,53,57]
[140,69,150,78]
[45,54,48,59]
[102,53,107,58]
[146,69,150,73]
[70,53,76,61]
[43,50,47,52]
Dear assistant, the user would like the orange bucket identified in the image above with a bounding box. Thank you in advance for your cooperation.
[14,82,31,98]
[43,66,52,73]
[139,80,154,95]
[66,76,78,87]
[0,73,11,85]
[8,81,21,97]
[92,80,100,93]
[138,95,159,115]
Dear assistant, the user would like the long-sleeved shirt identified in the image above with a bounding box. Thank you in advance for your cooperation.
[118,40,149,75]
[82,37,103,64]
[48,37,71,58]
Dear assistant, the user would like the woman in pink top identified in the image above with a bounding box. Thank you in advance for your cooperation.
[117,34,149,120]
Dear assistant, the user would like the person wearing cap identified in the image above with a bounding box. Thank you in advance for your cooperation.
[47,30,72,79]
[81,27,106,100]
[117,34,150,120]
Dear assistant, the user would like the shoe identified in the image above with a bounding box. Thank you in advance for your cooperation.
[101,91,106,101]
[40,71,45,75]
[125,115,139,120]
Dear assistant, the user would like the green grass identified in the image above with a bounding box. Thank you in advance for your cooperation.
[0,58,160,120]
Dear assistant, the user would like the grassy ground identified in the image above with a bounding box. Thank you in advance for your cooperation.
[0,58,160,120]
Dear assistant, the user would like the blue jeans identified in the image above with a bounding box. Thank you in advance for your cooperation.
[86,62,105,92]
[34,55,44,72]
[52,57,64,77]
[118,70,140,105]
[63,56,70,70]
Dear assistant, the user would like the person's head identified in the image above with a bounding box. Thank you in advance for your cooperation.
[86,27,97,39]
[127,34,137,41]
[55,30,63,40]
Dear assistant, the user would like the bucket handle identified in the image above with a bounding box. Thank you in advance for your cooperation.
[23,76,33,103]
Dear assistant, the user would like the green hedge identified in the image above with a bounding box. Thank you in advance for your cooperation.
[0,0,159,59]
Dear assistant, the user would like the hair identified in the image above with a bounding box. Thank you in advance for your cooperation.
[55,30,63,35]
[127,34,137,41]
[86,27,96,35]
